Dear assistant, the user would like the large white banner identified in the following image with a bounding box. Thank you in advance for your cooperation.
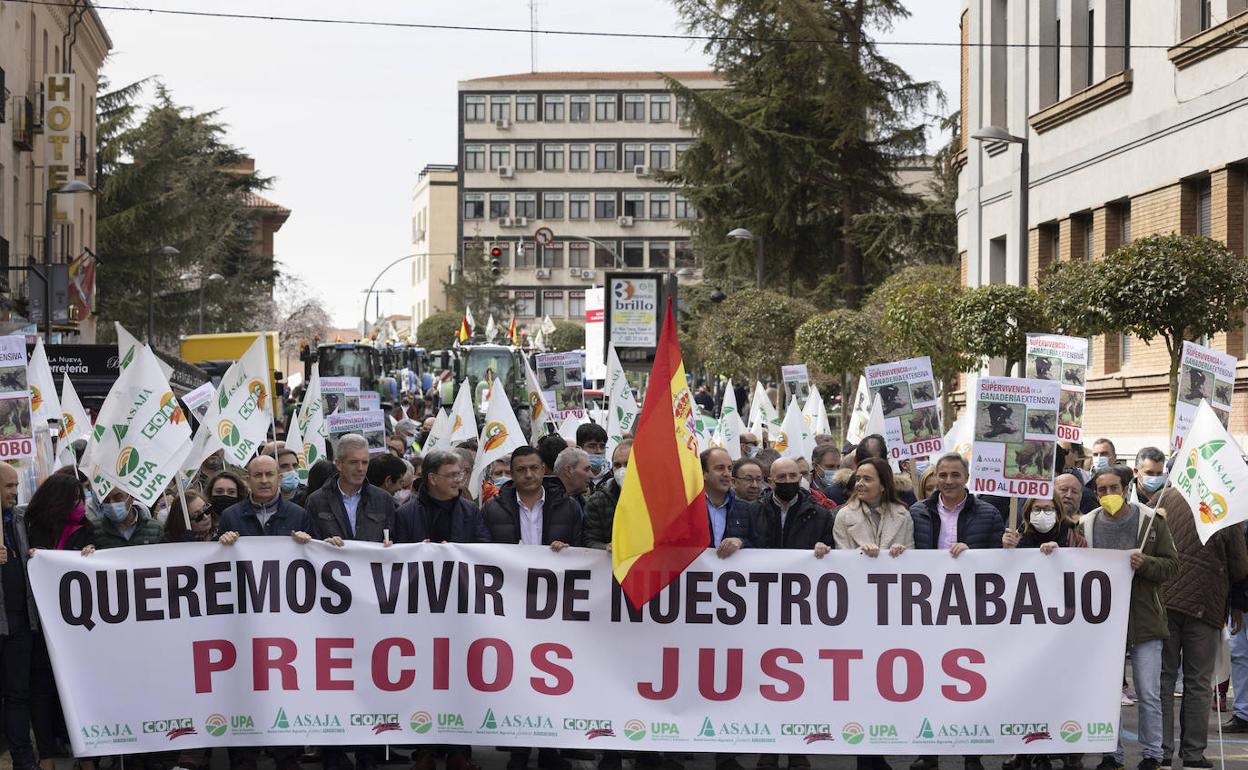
[864,357,943,461]
[31,543,1130,757]
[1025,334,1089,444]
[1171,340,1235,452]
[971,377,1061,499]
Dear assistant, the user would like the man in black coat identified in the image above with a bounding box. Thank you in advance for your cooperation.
[306,434,397,546]
[218,455,313,541]
[395,450,489,544]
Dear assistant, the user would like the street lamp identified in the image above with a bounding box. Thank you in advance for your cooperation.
[148,246,180,346]
[40,179,93,343]
[179,271,225,334]
[361,288,396,333]
[727,227,764,289]
[971,125,1029,287]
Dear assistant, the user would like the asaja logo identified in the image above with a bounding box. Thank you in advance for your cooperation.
[272,708,289,730]
[218,420,241,447]
[480,709,498,730]
[30,385,41,411]
[699,718,715,738]
[205,714,227,737]
[116,447,141,476]
[842,723,865,745]
[410,712,432,734]
[482,421,509,452]
[1059,721,1083,744]
[623,720,646,742]
[120,346,135,370]
[917,719,934,740]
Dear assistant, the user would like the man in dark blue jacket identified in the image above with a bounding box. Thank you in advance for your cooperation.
[702,447,757,558]
[396,450,489,544]
[217,455,313,543]
[909,452,1002,770]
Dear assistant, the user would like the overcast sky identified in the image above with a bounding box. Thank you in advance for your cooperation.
[96,0,960,328]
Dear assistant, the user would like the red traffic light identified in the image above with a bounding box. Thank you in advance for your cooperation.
[490,246,503,258]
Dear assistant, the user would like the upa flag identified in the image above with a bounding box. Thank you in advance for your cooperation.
[422,409,452,453]
[776,395,815,461]
[523,356,556,441]
[449,380,477,444]
[467,389,527,499]
[115,323,174,381]
[605,343,639,455]
[297,363,328,472]
[612,299,708,609]
[193,336,272,469]
[1169,399,1248,544]
[719,378,745,461]
[28,339,62,429]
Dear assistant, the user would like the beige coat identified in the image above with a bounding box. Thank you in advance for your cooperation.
[833,498,915,550]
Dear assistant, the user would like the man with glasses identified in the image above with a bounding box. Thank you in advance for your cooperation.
[738,432,760,458]
[731,457,766,503]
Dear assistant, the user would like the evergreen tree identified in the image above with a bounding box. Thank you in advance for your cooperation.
[443,237,514,325]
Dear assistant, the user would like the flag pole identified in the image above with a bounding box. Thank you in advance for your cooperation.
[175,472,191,532]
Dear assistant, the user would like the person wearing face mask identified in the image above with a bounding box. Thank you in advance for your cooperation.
[217,455,313,542]
[1130,447,1168,506]
[205,469,247,522]
[1003,495,1086,551]
[367,453,408,502]
[575,423,611,487]
[92,487,162,548]
[584,441,633,551]
[794,457,837,510]
[1086,438,1118,491]
[739,432,760,458]
[268,446,305,502]
[1080,465,1178,770]
[1149,473,1248,768]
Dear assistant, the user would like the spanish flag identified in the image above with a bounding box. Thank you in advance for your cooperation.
[458,306,473,343]
[612,298,708,608]
[508,314,519,345]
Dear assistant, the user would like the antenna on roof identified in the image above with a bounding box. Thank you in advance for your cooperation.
[529,0,538,72]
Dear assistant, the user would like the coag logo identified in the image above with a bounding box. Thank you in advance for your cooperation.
[781,724,832,736]
[1179,440,1233,523]
[351,713,400,732]
[142,718,194,739]
[1000,723,1049,737]
[623,720,646,742]
[773,430,789,454]
[842,723,865,745]
[452,415,463,434]
[1059,721,1083,743]
[142,392,186,438]
[483,421,509,452]
[410,712,433,734]
[116,447,141,476]
[30,385,42,411]
[205,714,227,737]
[218,420,241,447]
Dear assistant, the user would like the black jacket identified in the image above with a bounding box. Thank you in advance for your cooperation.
[706,491,759,548]
[910,491,1005,550]
[396,488,490,544]
[753,488,835,549]
[306,475,397,542]
[584,479,623,550]
[218,496,312,538]
[482,477,584,546]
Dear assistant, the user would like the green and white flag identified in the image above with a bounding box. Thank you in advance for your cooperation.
[468,389,528,500]
[116,322,174,381]
[449,379,477,445]
[522,355,557,442]
[55,373,92,470]
[186,335,273,471]
[802,383,832,437]
[775,395,814,462]
[1169,399,1248,545]
[719,378,745,461]
[297,363,328,472]
[605,343,638,455]
[422,408,452,454]
[284,413,306,480]
[28,339,61,429]
[748,380,779,437]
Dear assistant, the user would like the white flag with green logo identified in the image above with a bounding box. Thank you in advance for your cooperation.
[58,373,91,447]
[719,378,744,461]
[98,345,192,508]
[803,383,832,437]
[205,336,273,467]
[28,339,61,429]
[775,395,814,462]
[748,380,779,437]
[449,379,477,445]
[284,413,306,480]
[523,356,556,442]
[605,343,638,455]
[1168,399,1248,544]
[297,363,328,473]
[115,323,174,380]
[467,389,527,500]
[422,408,452,454]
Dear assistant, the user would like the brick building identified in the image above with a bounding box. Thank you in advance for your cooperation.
[957,0,1248,453]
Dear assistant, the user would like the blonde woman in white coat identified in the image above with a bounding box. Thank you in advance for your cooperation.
[820,457,914,559]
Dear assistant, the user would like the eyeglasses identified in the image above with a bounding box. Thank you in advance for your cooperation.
[1030,507,1057,514]
[733,476,764,485]
[191,511,210,523]
[437,471,466,481]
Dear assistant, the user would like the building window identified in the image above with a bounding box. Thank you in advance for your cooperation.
[569,290,586,318]
[490,145,512,170]
[569,242,590,268]
[594,193,617,220]
[570,95,590,122]
[676,97,691,124]
[464,95,486,122]
[675,194,696,219]
[595,95,617,121]
[595,144,617,171]
[463,193,485,219]
[516,194,537,220]
[1085,7,1094,88]
[624,144,646,169]
[624,95,646,121]
[675,241,697,268]
[1201,0,1213,30]
[649,241,672,269]
[595,242,618,268]
[1120,334,1132,367]
[490,96,511,122]
[543,291,566,318]
[675,142,691,167]
[489,194,510,220]
[515,144,536,171]
[541,244,564,269]
[622,241,645,268]
[516,290,536,317]
[542,193,564,219]
[514,242,535,269]
[464,144,485,171]
[543,95,565,121]
[569,193,590,220]
[651,144,672,170]
[650,193,671,219]
[569,145,590,171]
[1120,202,1132,244]
[989,0,1008,126]
[623,193,645,219]
[1040,0,1060,107]
[543,144,564,170]
[650,94,672,121]
[516,95,537,122]
[1197,180,1212,237]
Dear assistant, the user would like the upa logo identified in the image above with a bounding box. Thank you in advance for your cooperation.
[623,720,646,742]
[410,712,433,734]
[218,420,242,447]
[482,421,509,452]
[649,721,679,738]
[116,447,141,477]
[842,723,865,745]
[205,714,227,737]
[1059,722,1083,743]
[1085,722,1115,742]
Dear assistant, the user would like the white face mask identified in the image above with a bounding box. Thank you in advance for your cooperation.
[613,467,627,488]
[799,477,810,491]
[1030,507,1058,533]
[394,489,413,504]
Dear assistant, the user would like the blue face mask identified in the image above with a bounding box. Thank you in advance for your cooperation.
[588,454,609,475]
[819,469,837,487]
[1139,474,1166,494]
[1091,455,1110,471]
[101,502,129,523]
[280,471,301,493]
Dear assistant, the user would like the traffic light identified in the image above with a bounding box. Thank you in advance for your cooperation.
[490,246,502,276]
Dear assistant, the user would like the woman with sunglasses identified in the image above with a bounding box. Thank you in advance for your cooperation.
[160,489,214,543]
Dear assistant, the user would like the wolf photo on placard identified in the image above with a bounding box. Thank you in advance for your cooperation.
[1215,379,1233,406]
[1006,440,1055,479]
[975,401,1022,442]
[322,392,342,416]
[365,430,386,451]
[0,399,31,437]
[1061,363,1087,387]
[909,381,935,404]
[564,367,582,385]
[902,405,941,443]
[874,383,911,417]
[1059,390,1084,425]
[0,366,27,394]
[1028,356,1056,381]
[1026,408,1057,436]
[541,366,561,390]
[1180,365,1212,405]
